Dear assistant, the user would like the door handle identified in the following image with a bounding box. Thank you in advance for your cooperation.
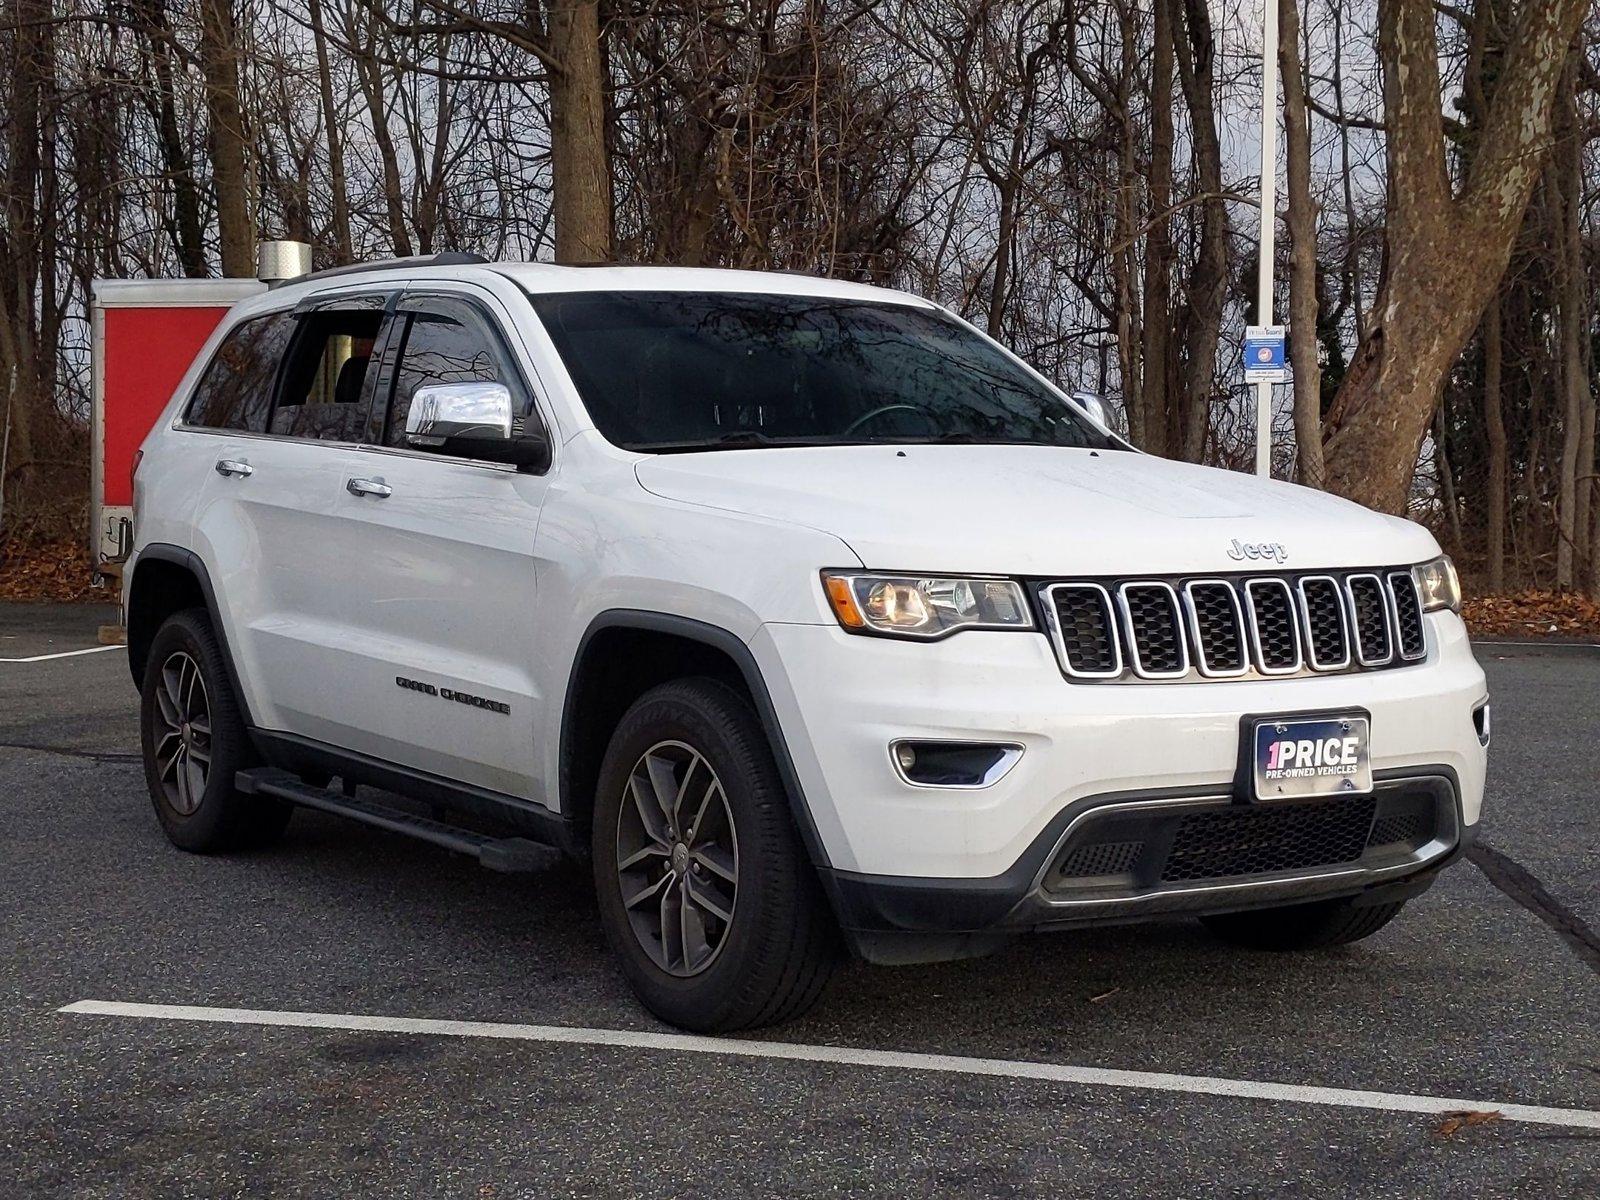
[346,477,392,499]
[215,459,253,478]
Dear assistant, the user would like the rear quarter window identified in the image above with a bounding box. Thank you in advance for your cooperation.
[184,311,296,432]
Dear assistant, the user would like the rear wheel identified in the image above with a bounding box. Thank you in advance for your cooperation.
[140,609,291,853]
[1201,896,1406,951]
[592,678,835,1032]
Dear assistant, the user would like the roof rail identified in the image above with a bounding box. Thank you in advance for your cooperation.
[268,251,491,289]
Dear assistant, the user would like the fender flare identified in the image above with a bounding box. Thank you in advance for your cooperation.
[126,544,256,729]
[559,609,834,872]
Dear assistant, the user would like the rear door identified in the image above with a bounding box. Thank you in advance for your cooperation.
[313,287,554,802]
[186,293,397,738]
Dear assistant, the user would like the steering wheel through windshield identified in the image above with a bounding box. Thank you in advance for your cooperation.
[840,404,934,438]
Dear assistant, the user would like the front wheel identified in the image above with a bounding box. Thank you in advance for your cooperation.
[592,678,836,1032]
[139,608,291,853]
[1201,896,1407,951]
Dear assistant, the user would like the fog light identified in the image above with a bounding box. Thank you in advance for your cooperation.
[890,741,1023,788]
[1473,702,1491,748]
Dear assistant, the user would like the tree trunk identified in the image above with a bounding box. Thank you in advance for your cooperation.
[307,0,352,263]
[1329,1,1365,345]
[1139,0,1174,458]
[1320,0,1589,513]
[413,40,456,256]
[1551,68,1593,594]
[546,0,613,262]
[35,0,58,410]
[1099,11,1143,449]
[988,178,1018,338]
[137,0,205,276]
[1112,140,1143,447]
[1434,406,1462,550]
[1482,297,1507,592]
[197,0,253,276]
[1553,148,1583,590]
[1525,371,1546,585]
[1279,0,1324,487]
[2,0,45,516]
[1173,0,1228,463]
[348,1,411,257]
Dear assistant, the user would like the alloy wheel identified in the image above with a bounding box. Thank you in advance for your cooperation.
[150,650,213,816]
[615,740,739,977]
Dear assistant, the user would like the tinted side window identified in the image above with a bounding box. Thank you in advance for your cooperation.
[185,312,296,432]
[385,310,506,448]
[269,309,386,441]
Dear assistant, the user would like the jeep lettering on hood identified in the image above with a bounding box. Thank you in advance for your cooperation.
[1227,539,1288,564]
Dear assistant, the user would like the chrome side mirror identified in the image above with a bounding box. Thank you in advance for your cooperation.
[405,381,513,446]
[1068,390,1112,430]
[403,381,551,472]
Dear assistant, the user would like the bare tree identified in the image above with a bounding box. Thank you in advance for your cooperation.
[1552,62,1587,589]
[1320,0,1591,514]
[1170,0,1228,463]
[307,0,353,261]
[133,0,208,275]
[1480,296,1507,592]
[2,0,1596,598]
[198,0,255,274]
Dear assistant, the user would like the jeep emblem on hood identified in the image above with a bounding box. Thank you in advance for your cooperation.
[1227,538,1288,564]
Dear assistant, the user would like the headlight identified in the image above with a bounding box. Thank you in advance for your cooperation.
[821,571,1035,639]
[1412,555,1461,613]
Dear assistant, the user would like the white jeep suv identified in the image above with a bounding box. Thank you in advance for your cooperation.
[125,256,1490,1031]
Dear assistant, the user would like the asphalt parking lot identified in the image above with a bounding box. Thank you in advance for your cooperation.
[2,601,1597,1197]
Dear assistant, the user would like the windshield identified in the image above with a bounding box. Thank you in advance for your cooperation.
[527,290,1120,453]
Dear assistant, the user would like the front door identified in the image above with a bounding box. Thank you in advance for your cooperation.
[315,289,553,802]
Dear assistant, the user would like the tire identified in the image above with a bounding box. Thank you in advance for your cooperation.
[1201,896,1407,951]
[592,677,836,1032]
[139,608,292,853]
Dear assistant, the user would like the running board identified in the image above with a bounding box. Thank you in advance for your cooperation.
[235,768,562,873]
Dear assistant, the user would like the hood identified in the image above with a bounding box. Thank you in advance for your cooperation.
[634,444,1438,577]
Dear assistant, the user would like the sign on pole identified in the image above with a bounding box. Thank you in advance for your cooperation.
[1243,325,1289,384]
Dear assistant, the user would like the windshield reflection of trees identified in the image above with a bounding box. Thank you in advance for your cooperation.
[539,292,1109,450]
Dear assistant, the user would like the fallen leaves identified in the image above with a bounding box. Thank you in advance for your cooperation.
[0,531,104,603]
[1435,1109,1503,1138]
[1461,591,1600,641]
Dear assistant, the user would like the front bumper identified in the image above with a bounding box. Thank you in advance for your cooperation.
[820,768,1467,963]
[753,611,1487,878]
[750,610,1487,960]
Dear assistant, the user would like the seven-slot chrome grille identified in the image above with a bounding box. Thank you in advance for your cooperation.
[1042,570,1427,683]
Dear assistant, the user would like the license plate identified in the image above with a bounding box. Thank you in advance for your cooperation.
[1250,715,1372,801]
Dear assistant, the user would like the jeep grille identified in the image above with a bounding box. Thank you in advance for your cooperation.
[1041,569,1428,683]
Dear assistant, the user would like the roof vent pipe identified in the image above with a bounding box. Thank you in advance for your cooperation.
[256,240,313,283]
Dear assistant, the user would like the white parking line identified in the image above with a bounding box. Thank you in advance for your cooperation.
[0,645,121,663]
[59,999,1600,1131]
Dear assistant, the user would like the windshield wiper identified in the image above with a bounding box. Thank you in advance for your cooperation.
[865,432,1045,446]
[628,430,1066,453]
[627,433,857,453]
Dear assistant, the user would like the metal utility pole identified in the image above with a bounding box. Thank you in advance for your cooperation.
[1255,0,1280,478]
